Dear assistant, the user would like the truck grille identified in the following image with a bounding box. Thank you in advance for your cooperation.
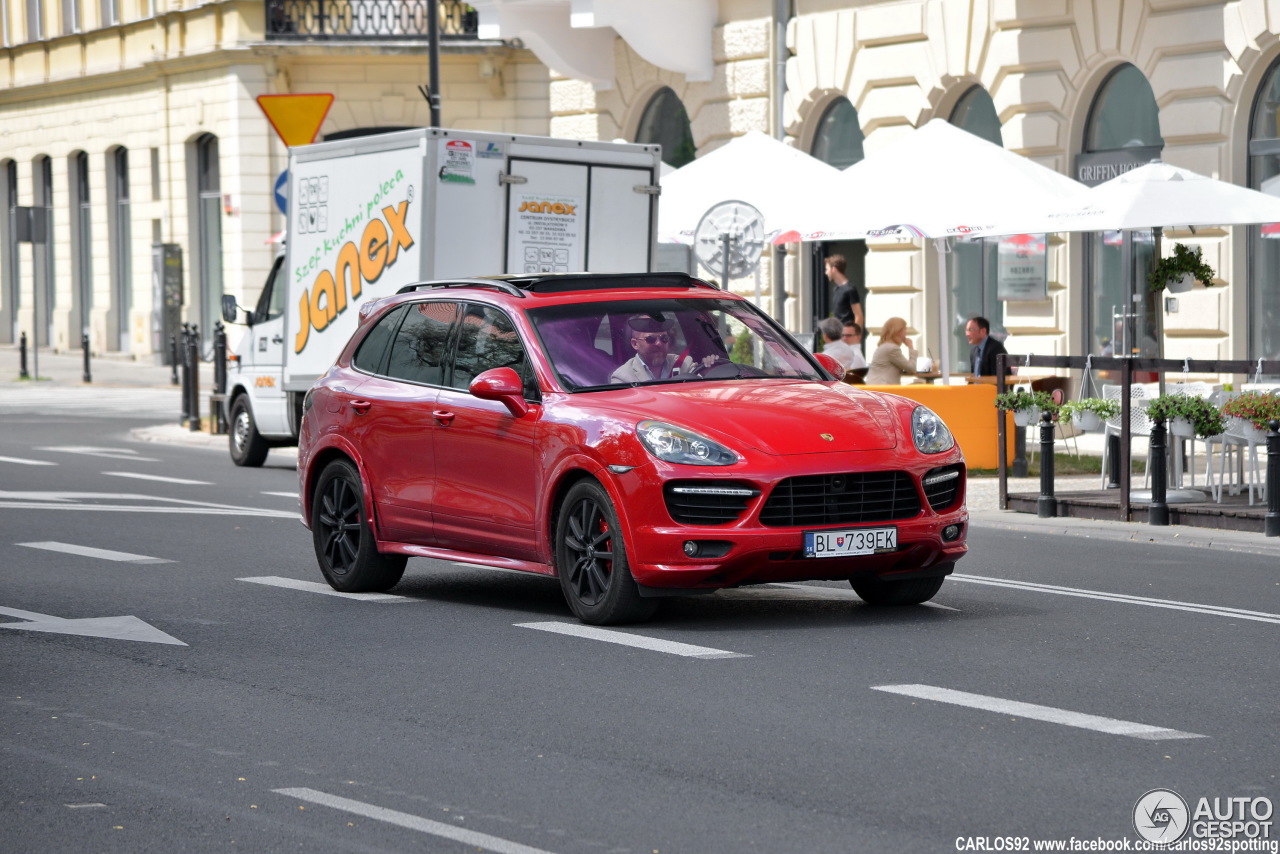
[663,481,759,525]
[759,471,920,527]
[922,465,964,511]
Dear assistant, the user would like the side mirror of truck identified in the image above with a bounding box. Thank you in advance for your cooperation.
[469,367,530,418]
[221,294,248,325]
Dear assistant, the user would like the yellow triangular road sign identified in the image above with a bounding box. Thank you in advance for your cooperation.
[257,94,335,147]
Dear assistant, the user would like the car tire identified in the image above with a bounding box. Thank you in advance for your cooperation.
[312,459,406,593]
[850,575,945,606]
[555,480,657,625]
[229,395,270,468]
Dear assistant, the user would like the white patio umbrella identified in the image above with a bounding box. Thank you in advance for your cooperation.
[984,161,1280,235]
[792,119,1090,381]
[658,131,842,245]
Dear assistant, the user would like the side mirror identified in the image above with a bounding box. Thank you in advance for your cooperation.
[469,367,530,418]
[221,294,245,325]
[813,352,844,379]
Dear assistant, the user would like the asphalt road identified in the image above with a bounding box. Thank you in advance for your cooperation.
[2,399,1277,853]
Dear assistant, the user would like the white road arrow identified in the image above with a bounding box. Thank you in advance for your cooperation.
[0,606,187,646]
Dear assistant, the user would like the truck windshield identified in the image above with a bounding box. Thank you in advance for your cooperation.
[527,298,826,391]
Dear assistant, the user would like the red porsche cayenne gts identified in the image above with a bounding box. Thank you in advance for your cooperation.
[297,273,968,624]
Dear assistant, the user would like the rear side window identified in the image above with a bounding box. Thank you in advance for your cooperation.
[452,304,534,396]
[385,301,459,385]
[352,305,406,375]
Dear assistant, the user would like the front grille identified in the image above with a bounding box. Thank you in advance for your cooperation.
[663,481,759,525]
[922,465,964,511]
[759,471,920,527]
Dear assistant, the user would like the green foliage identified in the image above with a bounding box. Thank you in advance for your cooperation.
[1220,391,1280,432]
[1147,243,1215,292]
[1145,393,1226,437]
[994,388,1058,415]
[1059,397,1120,420]
[731,329,755,367]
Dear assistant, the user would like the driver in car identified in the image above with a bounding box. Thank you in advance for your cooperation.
[610,315,706,383]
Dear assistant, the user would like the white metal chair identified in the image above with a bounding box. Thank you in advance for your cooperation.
[1100,383,1159,487]
[1164,382,1215,487]
[1205,390,1268,505]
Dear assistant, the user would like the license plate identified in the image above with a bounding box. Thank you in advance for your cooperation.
[803,527,897,558]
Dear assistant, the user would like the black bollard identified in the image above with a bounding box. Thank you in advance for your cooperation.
[178,325,191,425]
[1149,418,1169,526]
[82,333,92,383]
[188,326,201,433]
[169,333,180,385]
[19,331,29,379]
[1267,420,1279,538]
[213,321,227,396]
[1105,433,1121,488]
[1037,411,1056,518]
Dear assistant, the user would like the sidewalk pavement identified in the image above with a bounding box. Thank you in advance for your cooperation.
[7,344,1279,557]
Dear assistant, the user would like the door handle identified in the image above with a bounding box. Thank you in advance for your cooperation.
[432,409,455,425]
[350,399,372,414]
[271,335,283,344]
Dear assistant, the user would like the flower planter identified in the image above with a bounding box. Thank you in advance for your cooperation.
[1235,418,1268,443]
[1013,407,1040,428]
[1169,416,1195,438]
[1071,409,1104,433]
[1166,272,1195,294]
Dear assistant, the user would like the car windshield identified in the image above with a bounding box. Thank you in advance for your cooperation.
[527,297,826,390]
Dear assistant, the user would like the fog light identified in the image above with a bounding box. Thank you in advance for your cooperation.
[682,541,699,557]
[942,524,962,542]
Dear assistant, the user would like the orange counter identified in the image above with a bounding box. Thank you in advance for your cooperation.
[862,382,1013,469]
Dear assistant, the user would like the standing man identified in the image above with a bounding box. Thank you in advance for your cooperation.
[826,254,864,330]
[966,316,1013,377]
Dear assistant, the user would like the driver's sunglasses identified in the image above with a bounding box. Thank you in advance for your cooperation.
[636,334,670,344]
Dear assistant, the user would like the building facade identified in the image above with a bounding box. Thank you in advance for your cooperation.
[497,0,1280,372]
[0,0,549,359]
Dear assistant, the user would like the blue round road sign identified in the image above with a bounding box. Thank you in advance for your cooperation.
[274,170,289,215]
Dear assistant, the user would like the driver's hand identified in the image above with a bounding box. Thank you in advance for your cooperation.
[701,354,719,367]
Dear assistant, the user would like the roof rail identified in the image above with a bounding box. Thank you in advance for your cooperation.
[395,280,527,298]
[502,272,720,294]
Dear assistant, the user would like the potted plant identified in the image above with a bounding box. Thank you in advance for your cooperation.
[1145,392,1226,438]
[1148,243,1216,294]
[1058,397,1120,433]
[1219,391,1280,441]
[994,388,1058,427]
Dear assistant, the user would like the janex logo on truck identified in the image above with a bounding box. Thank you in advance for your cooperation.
[293,195,415,354]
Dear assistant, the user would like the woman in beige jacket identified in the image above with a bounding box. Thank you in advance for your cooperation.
[863,316,917,385]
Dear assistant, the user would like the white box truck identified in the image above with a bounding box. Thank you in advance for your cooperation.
[221,128,662,466]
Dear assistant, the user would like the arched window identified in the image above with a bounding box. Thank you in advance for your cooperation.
[1081,65,1163,361]
[947,87,1005,372]
[808,97,867,335]
[195,134,223,334]
[1,160,17,343]
[71,151,92,338]
[1247,57,1280,366]
[635,88,695,169]
[107,146,132,351]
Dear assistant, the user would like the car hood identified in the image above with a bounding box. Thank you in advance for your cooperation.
[586,381,900,454]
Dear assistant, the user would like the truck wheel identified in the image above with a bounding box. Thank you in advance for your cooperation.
[312,459,406,592]
[229,395,269,467]
[850,575,945,606]
[555,480,657,625]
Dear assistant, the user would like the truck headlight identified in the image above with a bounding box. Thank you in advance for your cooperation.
[637,421,738,466]
[911,406,954,454]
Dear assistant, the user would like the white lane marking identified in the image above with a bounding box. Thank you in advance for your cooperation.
[261,491,298,498]
[36,446,161,462]
[238,576,408,602]
[0,606,187,646]
[767,582,961,611]
[872,684,1205,741]
[18,541,173,564]
[273,788,559,854]
[102,472,213,486]
[0,490,296,518]
[0,456,56,466]
[952,573,1280,625]
[515,621,749,659]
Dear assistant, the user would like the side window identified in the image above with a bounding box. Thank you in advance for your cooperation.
[351,305,407,375]
[453,304,534,396]
[385,301,458,385]
[254,255,287,323]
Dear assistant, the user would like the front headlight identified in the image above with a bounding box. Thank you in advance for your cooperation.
[911,406,955,454]
[636,420,738,466]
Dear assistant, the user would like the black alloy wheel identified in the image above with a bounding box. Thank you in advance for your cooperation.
[312,459,406,592]
[555,480,657,625]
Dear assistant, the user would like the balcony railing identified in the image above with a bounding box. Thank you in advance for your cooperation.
[266,0,479,41]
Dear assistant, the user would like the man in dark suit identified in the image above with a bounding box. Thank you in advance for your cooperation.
[966,316,1013,377]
